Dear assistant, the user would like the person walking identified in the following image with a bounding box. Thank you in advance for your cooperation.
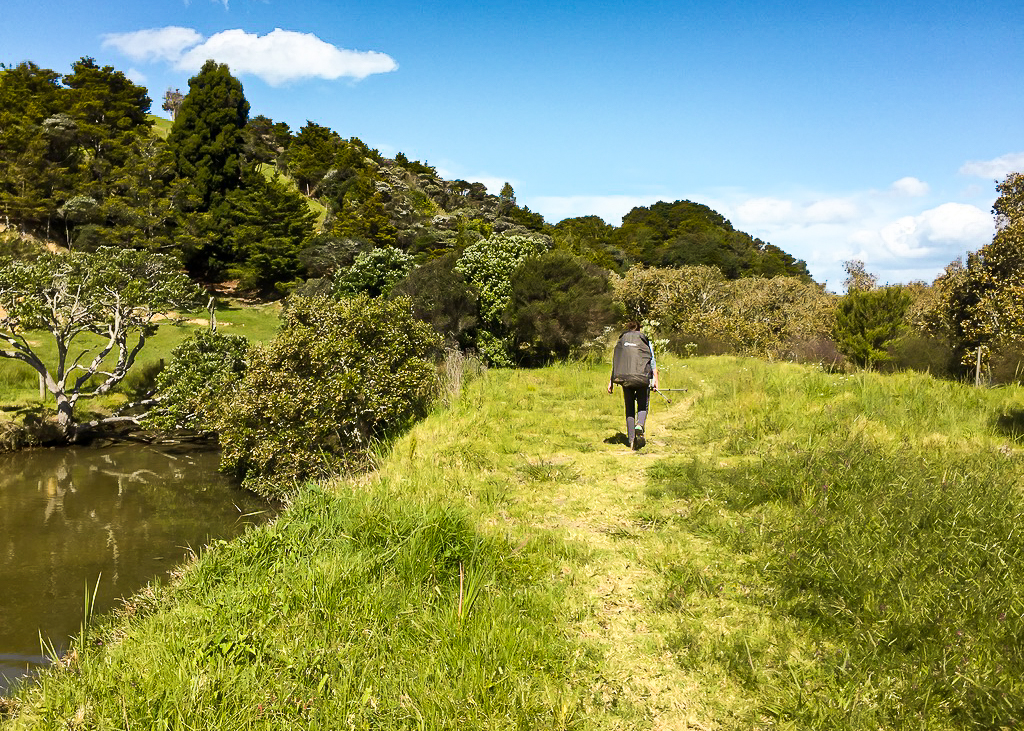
[607,321,660,450]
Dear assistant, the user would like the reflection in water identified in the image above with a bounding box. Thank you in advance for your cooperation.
[0,444,272,695]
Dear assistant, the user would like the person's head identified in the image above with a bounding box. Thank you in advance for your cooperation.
[626,320,640,331]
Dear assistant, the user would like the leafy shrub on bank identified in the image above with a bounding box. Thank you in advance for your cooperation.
[217,295,438,496]
[144,330,251,432]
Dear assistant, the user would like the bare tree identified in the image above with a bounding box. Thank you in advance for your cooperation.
[0,246,202,441]
[161,88,184,121]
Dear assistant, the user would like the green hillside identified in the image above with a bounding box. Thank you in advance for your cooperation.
[6,355,1023,729]
[148,113,172,139]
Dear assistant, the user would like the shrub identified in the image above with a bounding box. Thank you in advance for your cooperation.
[143,329,251,432]
[217,295,438,496]
[719,276,836,359]
[834,286,913,368]
[455,233,548,325]
[504,250,619,366]
[617,267,836,360]
[612,265,725,323]
[988,342,1024,385]
[335,245,415,298]
[390,252,478,349]
[886,332,958,378]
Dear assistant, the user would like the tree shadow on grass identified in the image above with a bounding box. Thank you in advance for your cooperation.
[994,410,1024,442]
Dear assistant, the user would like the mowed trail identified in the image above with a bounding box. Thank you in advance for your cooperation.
[533,385,713,730]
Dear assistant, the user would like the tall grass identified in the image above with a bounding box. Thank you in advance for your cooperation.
[6,482,587,729]
[647,357,1024,728]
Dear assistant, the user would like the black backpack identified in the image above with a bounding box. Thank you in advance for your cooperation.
[611,330,653,388]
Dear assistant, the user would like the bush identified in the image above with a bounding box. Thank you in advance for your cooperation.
[335,245,414,298]
[455,234,548,325]
[886,332,958,378]
[988,342,1024,385]
[390,252,478,349]
[504,250,619,366]
[833,286,912,368]
[144,330,251,432]
[217,295,438,497]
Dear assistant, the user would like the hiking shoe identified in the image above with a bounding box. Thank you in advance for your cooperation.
[633,425,646,450]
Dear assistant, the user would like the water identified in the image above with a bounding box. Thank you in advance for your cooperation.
[0,443,273,695]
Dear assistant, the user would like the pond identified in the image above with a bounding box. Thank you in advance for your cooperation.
[0,443,273,695]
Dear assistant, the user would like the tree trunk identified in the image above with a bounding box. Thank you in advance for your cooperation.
[54,396,78,443]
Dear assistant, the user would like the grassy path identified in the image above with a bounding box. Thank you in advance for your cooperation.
[541,389,709,730]
[422,358,733,728]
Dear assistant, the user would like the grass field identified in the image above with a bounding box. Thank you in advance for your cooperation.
[3,354,1023,729]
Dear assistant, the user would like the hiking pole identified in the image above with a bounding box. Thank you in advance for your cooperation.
[652,388,672,405]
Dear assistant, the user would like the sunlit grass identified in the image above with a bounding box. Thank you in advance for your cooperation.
[7,354,1024,729]
[641,356,1024,728]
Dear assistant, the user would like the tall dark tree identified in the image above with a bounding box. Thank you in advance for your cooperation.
[85,137,178,252]
[224,170,316,293]
[287,121,343,196]
[167,60,249,210]
[63,57,152,171]
[59,58,156,249]
[0,62,67,233]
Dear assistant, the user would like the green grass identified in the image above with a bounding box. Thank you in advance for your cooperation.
[641,357,1024,728]
[5,355,1024,729]
[148,114,172,139]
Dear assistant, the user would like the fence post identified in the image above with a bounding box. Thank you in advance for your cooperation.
[975,346,983,387]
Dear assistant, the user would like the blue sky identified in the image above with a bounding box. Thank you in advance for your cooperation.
[3,0,1022,290]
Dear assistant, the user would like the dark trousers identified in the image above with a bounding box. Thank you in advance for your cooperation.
[622,385,649,443]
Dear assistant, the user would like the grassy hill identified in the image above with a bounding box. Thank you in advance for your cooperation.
[4,356,1024,728]
[148,114,172,139]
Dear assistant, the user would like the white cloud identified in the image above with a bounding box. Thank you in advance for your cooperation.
[736,197,794,224]
[125,68,147,84]
[916,202,993,245]
[959,152,1024,179]
[102,27,397,86]
[805,198,859,223]
[102,26,204,63]
[723,190,994,290]
[890,176,930,197]
[177,28,397,85]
